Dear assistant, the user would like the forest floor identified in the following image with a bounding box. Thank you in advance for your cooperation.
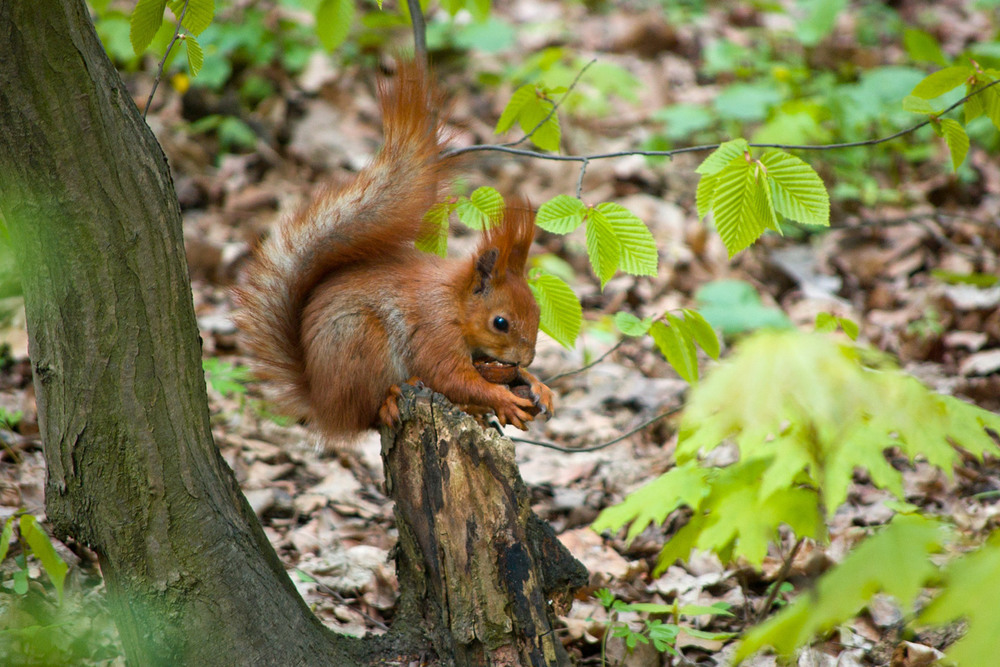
[2,1,999,665]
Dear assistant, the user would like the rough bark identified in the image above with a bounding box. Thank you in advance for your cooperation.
[383,387,588,667]
[0,2,360,664]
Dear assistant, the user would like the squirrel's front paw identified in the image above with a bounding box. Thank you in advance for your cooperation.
[492,390,537,430]
[518,369,555,417]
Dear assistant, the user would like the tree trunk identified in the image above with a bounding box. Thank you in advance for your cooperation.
[0,2,359,664]
[0,3,586,666]
[383,387,587,667]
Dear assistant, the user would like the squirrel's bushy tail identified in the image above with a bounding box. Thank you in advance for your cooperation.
[233,60,450,418]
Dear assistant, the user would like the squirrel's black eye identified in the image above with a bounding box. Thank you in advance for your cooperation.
[493,316,509,333]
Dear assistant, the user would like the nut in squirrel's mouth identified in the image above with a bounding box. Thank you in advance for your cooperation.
[473,356,521,385]
[473,355,518,368]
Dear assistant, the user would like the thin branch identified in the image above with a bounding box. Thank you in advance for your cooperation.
[142,0,191,121]
[444,77,1000,162]
[503,59,597,149]
[406,0,426,65]
[510,405,681,452]
[543,338,626,384]
[755,537,804,624]
[575,158,589,198]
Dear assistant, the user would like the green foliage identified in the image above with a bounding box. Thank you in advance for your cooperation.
[736,514,947,661]
[694,280,792,336]
[696,140,830,257]
[129,0,214,77]
[919,532,1000,666]
[417,187,506,257]
[316,0,355,52]
[202,358,252,398]
[594,588,735,661]
[594,330,1000,573]
[814,312,859,340]
[528,271,582,350]
[535,196,658,288]
[495,84,561,152]
[615,310,719,384]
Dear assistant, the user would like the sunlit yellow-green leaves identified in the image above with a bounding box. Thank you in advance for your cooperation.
[129,0,214,76]
[536,196,657,288]
[495,84,561,152]
[316,0,355,52]
[417,187,506,257]
[736,514,947,662]
[616,310,719,384]
[15,515,69,603]
[528,271,582,349]
[935,118,969,170]
[909,63,1000,130]
[695,139,829,257]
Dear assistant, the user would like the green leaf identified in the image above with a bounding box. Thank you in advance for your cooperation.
[837,317,859,341]
[939,118,969,170]
[681,309,720,360]
[456,186,505,230]
[614,312,653,336]
[0,516,13,563]
[695,138,748,175]
[903,28,947,66]
[528,273,582,349]
[677,603,734,618]
[592,460,711,543]
[585,208,621,288]
[495,84,535,134]
[20,515,69,603]
[417,201,452,257]
[518,96,560,152]
[695,280,792,336]
[736,515,946,661]
[901,95,935,114]
[184,34,204,77]
[315,0,354,52]
[651,320,698,383]
[130,0,167,54]
[168,0,214,35]
[911,65,973,99]
[920,532,1000,666]
[695,172,718,221]
[13,568,28,594]
[595,202,658,277]
[710,157,776,257]
[760,151,830,227]
[535,195,586,234]
[815,312,837,333]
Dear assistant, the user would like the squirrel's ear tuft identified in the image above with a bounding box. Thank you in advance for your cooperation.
[473,247,499,294]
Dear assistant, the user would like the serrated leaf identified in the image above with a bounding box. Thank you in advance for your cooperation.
[518,96,560,152]
[920,532,1000,666]
[417,201,452,257]
[901,95,934,114]
[695,138,749,175]
[760,151,830,227]
[965,81,985,123]
[184,34,204,77]
[168,0,214,35]
[595,202,658,277]
[315,0,354,52]
[20,514,69,602]
[585,208,621,288]
[651,320,698,383]
[711,157,773,257]
[695,172,718,220]
[456,187,505,230]
[528,273,582,348]
[615,312,653,336]
[535,195,585,234]
[737,515,945,661]
[837,317,859,340]
[130,0,168,54]
[681,309,720,359]
[938,118,969,170]
[911,65,973,99]
[495,84,535,134]
[815,312,838,332]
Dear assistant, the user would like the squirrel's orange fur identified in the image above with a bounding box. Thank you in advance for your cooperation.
[233,61,554,440]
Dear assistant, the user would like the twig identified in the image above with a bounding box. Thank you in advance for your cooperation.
[406,0,426,64]
[575,158,589,199]
[544,338,627,384]
[502,59,597,149]
[510,405,681,452]
[142,0,191,121]
[755,536,804,624]
[444,77,1000,162]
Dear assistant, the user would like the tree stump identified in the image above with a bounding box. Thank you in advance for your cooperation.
[382,386,588,667]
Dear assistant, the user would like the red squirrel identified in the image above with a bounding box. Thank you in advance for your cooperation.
[234,61,554,440]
